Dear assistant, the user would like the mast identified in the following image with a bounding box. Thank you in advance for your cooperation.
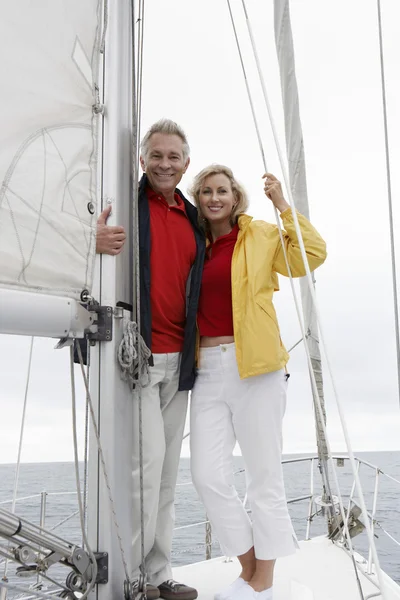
[0,1,130,596]
[273,0,334,517]
[87,1,136,599]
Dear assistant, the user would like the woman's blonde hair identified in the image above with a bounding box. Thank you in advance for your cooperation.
[189,164,249,229]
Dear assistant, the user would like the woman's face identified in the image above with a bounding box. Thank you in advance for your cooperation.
[198,174,236,227]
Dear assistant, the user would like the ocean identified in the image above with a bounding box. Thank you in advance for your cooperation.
[0,451,399,594]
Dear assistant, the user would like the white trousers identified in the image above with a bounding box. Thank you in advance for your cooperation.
[190,343,298,560]
[132,352,188,586]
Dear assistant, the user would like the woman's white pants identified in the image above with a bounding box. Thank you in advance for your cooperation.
[190,343,298,560]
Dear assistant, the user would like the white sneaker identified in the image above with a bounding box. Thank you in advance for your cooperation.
[257,588,273,600]
[214,577,246,600]
[230,583,273,600]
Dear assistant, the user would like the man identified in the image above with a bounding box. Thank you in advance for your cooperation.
[97,119,205,600]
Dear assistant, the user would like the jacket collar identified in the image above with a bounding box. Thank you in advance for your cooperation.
[205,215,252,247]
[139,173,149,196]
[237,213,253,234]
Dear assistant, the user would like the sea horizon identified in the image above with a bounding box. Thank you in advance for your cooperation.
[0,452,399,584]
[1,448,398,467]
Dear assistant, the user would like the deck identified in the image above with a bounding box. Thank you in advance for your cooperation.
[174,536,400,600]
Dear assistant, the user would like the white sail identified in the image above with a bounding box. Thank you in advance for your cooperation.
[273,0,328,460]
[0,1,101,300]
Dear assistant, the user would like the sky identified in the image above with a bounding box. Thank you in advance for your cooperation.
[0,0,400,464]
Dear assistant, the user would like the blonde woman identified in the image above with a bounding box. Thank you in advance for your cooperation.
[189,166,327,600]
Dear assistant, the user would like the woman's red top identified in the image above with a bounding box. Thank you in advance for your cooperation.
[197,225,239,337]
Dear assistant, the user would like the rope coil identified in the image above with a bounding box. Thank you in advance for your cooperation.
[117,320,151,389]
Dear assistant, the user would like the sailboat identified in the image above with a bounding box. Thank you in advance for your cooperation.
[0,1,400,600]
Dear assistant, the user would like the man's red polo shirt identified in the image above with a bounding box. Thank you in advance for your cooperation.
[148,186,196,353]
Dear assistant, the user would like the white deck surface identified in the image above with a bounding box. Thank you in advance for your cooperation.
[173,536,400,600]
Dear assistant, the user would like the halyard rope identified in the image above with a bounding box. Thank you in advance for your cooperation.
[75,341,131,583]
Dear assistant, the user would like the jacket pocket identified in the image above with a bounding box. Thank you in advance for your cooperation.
[255,299,279,333]
[255,298,285,357]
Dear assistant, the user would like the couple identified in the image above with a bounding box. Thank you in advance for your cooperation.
[96,119,327,600]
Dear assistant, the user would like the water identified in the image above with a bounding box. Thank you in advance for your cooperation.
[0,451,399,594]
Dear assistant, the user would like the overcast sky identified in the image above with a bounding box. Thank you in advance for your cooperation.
[1,0,400,464]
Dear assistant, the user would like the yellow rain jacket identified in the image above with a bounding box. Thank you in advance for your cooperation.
[231,208,327,378]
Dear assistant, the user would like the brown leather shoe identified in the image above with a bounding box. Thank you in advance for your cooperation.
[158,580,198,600]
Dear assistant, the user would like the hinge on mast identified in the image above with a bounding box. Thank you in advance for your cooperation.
[79,291,113,343]
[94,552,109,584]
[86,304,113,342]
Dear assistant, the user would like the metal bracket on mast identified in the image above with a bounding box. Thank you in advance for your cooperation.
[86,304,113,343]
[78,290,114,343]
[93,552,109,584]
[65,552,109,591]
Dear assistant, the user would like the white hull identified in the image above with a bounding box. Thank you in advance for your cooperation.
[174,536,400,600]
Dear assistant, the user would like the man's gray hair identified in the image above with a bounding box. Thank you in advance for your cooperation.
[140,118,190,163]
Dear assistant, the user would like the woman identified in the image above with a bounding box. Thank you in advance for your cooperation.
[189,165,327,600]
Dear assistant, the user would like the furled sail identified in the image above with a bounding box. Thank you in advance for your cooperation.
[273,0,328,462]
[0,1,101,300]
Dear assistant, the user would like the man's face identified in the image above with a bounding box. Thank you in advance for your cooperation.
[140,133,190,197]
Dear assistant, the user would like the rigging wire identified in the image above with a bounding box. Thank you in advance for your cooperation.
[226,1,267,173]
[2,337,34,582]
[82,380,89,548]
[243,0,378,593]
[136,0,145,158]
[226,0,338,531]
[69,346,97,600]
[131,0,148,593]
[228,0,388,597]
[376,0,400,408]
[238,0,388,595]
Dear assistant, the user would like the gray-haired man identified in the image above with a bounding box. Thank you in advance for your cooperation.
[97,120,205,599]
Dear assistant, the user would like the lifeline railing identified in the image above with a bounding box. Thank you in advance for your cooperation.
[173,453,400,579]
[1,455,399,592]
